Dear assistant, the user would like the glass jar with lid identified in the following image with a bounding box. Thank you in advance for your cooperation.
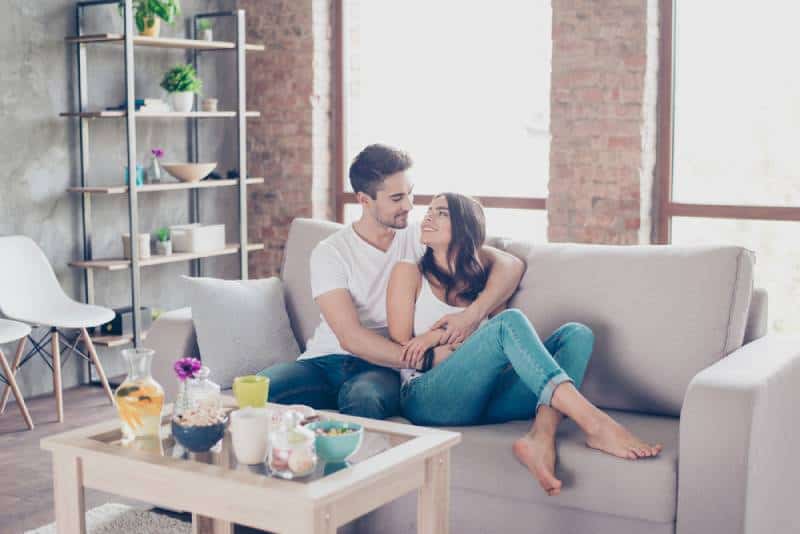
[268,410,317,479]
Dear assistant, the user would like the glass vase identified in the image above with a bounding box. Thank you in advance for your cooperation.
[186,366,221,413]
[147,156,162,183]
[115,348,165,441]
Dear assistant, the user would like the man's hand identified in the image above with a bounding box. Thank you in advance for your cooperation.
[432,307,482,345]
[402,330,443,369]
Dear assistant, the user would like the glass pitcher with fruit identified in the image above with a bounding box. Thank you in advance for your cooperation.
[115,348,165,441]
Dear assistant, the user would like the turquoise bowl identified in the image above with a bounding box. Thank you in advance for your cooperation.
[305,420,364,463]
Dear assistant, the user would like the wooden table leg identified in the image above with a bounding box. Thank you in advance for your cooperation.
[53,451,86,534]
[192,514,233,534]
[417,450,450,534]
[52,329,64,423]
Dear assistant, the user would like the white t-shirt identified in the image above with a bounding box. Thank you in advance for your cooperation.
[299,223,425,360]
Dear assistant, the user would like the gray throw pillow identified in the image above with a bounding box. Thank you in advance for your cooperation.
[181,275,301,389]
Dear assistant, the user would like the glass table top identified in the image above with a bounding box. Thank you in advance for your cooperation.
[95,419,411,484]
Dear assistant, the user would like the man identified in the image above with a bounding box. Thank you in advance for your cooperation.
[260,144,525,419]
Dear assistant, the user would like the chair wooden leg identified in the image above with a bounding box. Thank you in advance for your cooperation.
[80,328,115,406]
[0,349,34,430]
[52,330,64,423]
[0,336,26,414]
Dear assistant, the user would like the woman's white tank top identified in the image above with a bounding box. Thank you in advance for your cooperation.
[413,275,466,335]
[400,275,468,386]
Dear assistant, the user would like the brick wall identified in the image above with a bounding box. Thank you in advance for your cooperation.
[548,0,652,244]
[242,0,656,264]
[240,0,333,278]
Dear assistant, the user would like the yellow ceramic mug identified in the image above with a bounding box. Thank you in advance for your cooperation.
[233,375,269,408]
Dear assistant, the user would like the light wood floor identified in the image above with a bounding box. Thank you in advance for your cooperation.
[0,385,128,533]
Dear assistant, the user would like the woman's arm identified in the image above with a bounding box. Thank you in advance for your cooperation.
[434,246,525,343]
[387,261,422,345]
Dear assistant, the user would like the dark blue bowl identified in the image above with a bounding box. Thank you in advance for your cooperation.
[171,418,227,453]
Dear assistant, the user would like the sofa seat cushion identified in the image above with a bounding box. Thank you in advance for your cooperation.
[441,410,679,524]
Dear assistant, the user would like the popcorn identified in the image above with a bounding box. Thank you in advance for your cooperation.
[173,405,225,427]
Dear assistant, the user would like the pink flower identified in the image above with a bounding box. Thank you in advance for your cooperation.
[174,357,201,381]
[151,148,165,159]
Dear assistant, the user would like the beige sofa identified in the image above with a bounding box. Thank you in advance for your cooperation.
[147,218,800,534]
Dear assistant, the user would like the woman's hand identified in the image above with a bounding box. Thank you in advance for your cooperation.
[402,330,444,369]
[432,307,482,345]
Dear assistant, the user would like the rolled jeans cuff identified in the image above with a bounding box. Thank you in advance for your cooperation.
[536,371,573,410]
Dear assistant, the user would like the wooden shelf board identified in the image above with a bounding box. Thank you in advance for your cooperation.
[91,330,148,348]
[60,111,260,119]
[68,177,264,195]
[70,243,265,271]
[65,33,265,51]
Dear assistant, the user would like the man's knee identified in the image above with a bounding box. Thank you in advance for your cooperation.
[258,361,332,406]
[338,373,400,420]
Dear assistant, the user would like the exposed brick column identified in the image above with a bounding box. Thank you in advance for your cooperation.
[548,0,651,244]
[240,0,333,278]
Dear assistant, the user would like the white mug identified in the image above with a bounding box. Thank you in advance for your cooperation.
[230,407,271,465]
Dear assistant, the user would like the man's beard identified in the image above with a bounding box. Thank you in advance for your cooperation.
[378,211,409,230]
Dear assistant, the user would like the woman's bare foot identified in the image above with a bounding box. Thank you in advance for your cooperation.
[584,412,663,460]
[513,432,563,496]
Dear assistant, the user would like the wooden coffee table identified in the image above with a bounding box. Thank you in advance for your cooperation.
[40,399,461,534]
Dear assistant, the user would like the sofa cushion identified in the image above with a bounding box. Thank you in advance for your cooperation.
[444,411,680,524]
[506,243,754,416]
[282,218,343,350]
[182,276,300,388]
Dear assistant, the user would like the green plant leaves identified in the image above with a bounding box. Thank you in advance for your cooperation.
[118,0,181,29]
[160,64,202,94]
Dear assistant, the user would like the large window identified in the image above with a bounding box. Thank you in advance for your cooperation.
[336,0,551,241]
[658,1,800,333]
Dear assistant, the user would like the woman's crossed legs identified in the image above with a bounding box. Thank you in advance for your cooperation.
[400,309,662,496]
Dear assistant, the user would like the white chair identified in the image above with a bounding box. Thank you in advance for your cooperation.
[0,318,34,429]
[0,236,115,423]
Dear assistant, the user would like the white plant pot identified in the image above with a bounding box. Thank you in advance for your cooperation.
[170,92,195,113]
[199,29,213,41]
[155,240,172,256]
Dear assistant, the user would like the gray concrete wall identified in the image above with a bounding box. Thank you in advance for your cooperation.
[0,0,243,401]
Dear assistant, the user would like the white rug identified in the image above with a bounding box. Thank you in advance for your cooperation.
[25,503,190,534]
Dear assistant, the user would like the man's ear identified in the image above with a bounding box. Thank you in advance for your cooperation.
[356,191,373,207]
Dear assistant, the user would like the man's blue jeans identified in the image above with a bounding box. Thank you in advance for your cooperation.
[401,309,595,426]
[257,354,401,420]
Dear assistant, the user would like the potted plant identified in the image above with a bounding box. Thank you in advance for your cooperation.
[197,19,213,41]
[160,64,202,113]
[155,227,172,255]
[117,0,181,37]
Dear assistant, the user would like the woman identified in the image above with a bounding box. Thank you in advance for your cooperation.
[387,193,662,496]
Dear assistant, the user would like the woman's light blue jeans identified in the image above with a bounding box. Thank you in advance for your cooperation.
[400,309,594,426]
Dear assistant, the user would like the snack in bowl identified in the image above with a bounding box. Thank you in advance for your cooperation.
[305,420,364,464]
[171,406,227,453]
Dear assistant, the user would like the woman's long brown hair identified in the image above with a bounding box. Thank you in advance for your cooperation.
[419,193,488,304]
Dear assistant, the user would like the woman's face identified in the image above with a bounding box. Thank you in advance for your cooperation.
[420,195,452,248]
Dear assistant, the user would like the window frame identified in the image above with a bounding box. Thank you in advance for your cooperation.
[655,0,800,244]
[332,1,548,223]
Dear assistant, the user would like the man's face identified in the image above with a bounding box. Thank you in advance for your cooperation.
[360,171,414,229]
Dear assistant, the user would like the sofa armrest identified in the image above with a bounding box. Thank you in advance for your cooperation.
[142,307,198,403]
[677,334,800,534]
